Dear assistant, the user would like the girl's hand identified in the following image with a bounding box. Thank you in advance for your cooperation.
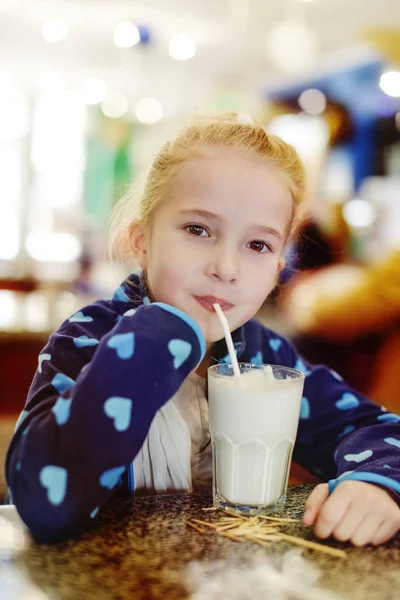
[303,481,400,546]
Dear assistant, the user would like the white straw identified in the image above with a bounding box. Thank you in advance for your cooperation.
[213,303,241,378]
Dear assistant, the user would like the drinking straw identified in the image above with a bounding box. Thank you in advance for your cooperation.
[213,303,241,378]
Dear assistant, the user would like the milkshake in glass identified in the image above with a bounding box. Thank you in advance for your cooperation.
[208,363,305,516]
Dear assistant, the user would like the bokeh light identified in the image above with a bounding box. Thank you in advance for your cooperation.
[113,22,140,48]
[379,71,400,98]
[169,34,196,61]
[298,89,327,115]
[343,199,377,228]
[135,97,163,124]
[42,18,68,44]
[101,92,129,119]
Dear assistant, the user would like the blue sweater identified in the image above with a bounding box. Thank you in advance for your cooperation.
[6,273,400,543]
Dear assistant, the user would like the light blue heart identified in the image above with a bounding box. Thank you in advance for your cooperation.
[104,396,132,432]
[90,507,99,519]
[168,339,192,369]
[295,358,310,375]
[113,286,130,302]
[40,465,67,505]
[250,351,263,365]
[38,353,51,373]
[99,466,126,489]
[269,338,282,352]
[107,333,135,359]
[69,311,94,323]
[384,437,400,449]
[383,464,393,469]
[73,335,99,348]
[52,373,75,394]
[300,396,310,419]
[377,413,400,423]
[344,450,373,463]
[14,410,29,433]
[335,393,359,410]
[221,345,240,363]
[143,296,151,305]
[123,308,137,317]
[52,397,72,425]
[337,424,355,439]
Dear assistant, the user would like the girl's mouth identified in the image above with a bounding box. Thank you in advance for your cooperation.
[194,295,234,313]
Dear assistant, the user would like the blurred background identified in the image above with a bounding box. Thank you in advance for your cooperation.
[1,0,400,491]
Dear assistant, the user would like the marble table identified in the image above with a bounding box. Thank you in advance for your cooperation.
[4,485,400,600]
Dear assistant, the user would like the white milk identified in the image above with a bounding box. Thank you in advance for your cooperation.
[208,367,303,507]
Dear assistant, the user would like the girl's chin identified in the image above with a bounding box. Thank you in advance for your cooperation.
[202,323,237,345]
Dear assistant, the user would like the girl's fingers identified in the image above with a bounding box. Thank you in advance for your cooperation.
[370,519,398,546]
[313,486,352,539]
[303,484,330,526]
[332,503,366,542]
[351,515,381,547]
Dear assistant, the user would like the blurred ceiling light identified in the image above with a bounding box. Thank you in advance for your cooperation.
[135,97,163,124]
[298,88,327,115]
[101,92,129,119]
[37,69,65,92]
[342,199,377,228]
[266,21,316,74]
[25,232,81,263]
[42,18,68,44]
[80,77,107,104]
[379,71,400,97]
[169,34,196,61]
[0,67,12,90]
[113,22,140,48]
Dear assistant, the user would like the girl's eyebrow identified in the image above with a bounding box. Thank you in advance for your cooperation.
[179,209,283,242]
[179,209,218,221]
[254,224,283,242]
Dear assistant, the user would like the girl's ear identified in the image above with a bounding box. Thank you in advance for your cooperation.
[129,221,148,268]
[272,256,286,289]
[277,256,286,274]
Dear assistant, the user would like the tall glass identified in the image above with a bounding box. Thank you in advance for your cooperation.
[208,363,305,516]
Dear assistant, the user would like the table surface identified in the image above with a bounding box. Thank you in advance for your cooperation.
[7,485,400,600]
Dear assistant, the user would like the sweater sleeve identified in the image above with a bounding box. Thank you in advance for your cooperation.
[258,329,400,497]
[5,301,205,543]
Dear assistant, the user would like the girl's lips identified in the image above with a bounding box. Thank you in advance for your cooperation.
[194,295,234,313]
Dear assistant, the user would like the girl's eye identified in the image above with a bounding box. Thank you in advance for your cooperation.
[247,240,270,253]
[185,224,209,237]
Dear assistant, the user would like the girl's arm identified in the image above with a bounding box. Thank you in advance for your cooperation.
[255,325,400,495]
[6,302,205,543]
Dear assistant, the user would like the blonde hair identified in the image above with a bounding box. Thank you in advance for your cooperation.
[109,113,307,263]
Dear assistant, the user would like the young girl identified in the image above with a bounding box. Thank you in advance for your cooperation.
[6,114,400,546]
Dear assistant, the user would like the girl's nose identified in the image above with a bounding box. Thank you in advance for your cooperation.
[205,248,239,283]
